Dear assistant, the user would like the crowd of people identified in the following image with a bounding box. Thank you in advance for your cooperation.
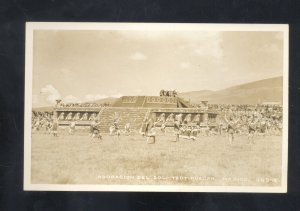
[215,104,283,140]
[32,111,55,134]
[55,102,111,108]
[32,103,283,145]
[141,104,283,144]
[159,89,178,97]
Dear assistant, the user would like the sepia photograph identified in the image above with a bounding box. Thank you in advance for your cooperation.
[24,23,288,192]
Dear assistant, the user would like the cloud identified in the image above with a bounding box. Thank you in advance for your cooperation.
[85,94,109,102]
[40,84,61,103]
[130,52,147,60]
[180,62,191,69]
[63,95,81,103]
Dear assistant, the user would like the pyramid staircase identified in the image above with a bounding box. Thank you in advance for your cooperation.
[98,107,149,133]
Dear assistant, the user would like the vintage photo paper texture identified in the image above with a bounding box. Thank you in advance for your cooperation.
[24,23,288,192]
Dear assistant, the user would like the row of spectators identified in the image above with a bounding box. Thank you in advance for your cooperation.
[151,104,283,136]
[159,90,178,97]
[215,104,283,136]
[55,102,112,108]
[208,103,282,112]
[32,111,54,132]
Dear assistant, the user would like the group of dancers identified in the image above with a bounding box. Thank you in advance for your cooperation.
[32,112,59,136]
[141,113,212,144]
[32,107,282,145]
[141,112,282,145]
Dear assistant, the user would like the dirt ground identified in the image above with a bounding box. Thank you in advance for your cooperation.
[31,130,282,187]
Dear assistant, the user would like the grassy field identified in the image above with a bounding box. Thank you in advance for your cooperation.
[31,130,282,186]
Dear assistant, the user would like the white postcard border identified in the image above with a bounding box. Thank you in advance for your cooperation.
[24,22,289,193]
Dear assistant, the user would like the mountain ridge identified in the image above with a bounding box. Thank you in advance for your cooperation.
[33,76,283,111]
[179,76,283,104]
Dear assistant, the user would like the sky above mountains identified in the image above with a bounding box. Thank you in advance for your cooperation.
[32,29,284,107]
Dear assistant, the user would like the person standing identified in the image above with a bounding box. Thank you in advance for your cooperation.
[91,119,102,141]
[51,116,59,137]
[124,122,131,136]
[224,114,239,145]
[145,118,156,144]
[69,120,76,135]
[247,117,258,144]
[173,114,182,142]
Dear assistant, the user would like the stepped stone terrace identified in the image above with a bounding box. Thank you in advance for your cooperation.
[53,93,218,132]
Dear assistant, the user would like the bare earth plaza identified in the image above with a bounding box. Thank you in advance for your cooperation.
[25,23,288,192]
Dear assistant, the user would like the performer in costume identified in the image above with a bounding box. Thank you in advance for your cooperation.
[124,122,131,136]
[91,119,102,141]
[190,125,199,140]
[69,120,76,135]
[224,114,239,145]
[173,114,182,142]
[51,116,59,137]
[140,116,148,136]
[247,117,258,144]
[89,120,95,137]
[109,113,121,137]
[156,113,166,133]
[145,118,156,144]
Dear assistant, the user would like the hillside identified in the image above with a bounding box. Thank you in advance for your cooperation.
[88,97,117,104]
[33,77,283,110]
[179,76,283,104]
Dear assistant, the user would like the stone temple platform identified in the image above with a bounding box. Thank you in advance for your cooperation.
[53,95,218,132]
[112,96,191,108]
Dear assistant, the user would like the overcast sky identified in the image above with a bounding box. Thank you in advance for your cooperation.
[32,30,283,107]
